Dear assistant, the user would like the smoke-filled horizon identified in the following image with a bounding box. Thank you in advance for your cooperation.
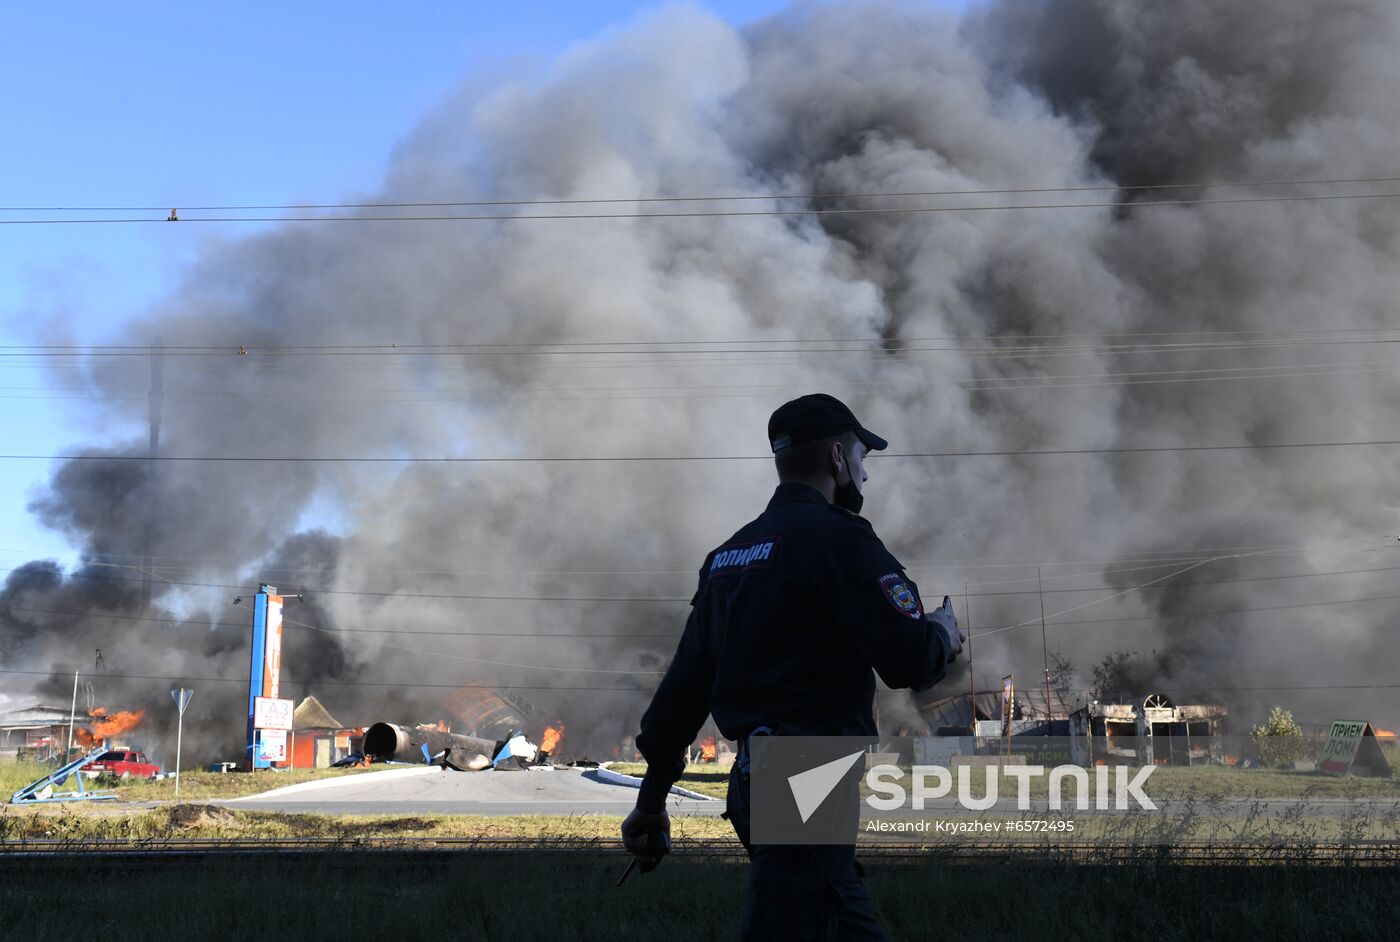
[4,0,1400,763]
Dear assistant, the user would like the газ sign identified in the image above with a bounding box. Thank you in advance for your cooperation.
[254,696,294,731]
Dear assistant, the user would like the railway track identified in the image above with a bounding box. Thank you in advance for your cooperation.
[2,837,1398,865]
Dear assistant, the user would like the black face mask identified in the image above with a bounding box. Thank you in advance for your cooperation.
[833,465,864,515]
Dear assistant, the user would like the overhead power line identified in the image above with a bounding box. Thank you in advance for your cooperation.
[8,584,1400,637]
[0,605,679,636]
[5,560,1398,608]
[988,590,1400,630]
[0,666,1394,695]
[1,536,1389,595]
[3,437,1400,462]
[0,358,1392,403]
[4,190,1400,225]
[5,324,1400,352]
[3,173,1398,212]
[0,667,644,692]
[4,533,1388,570]
[4,336,1400,358]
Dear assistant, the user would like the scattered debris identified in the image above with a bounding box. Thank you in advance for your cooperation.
[11,746,119,804]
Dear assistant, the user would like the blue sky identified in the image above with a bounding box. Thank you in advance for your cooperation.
[0,1,790,568]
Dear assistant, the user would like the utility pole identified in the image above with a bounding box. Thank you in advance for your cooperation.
[964,583,975,747]
[1039,568,1052,725]
[144,337,164,613]
[65,670,79,759]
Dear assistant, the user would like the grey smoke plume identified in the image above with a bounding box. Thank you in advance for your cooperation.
[5,0,1400,762]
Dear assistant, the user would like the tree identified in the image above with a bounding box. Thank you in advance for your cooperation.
[1088,648,1156,703]
[1047,648,1079,708]
[1251,706,1307,768]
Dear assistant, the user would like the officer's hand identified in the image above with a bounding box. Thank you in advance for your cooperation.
[621,806,671,872]
[928,596,965,663]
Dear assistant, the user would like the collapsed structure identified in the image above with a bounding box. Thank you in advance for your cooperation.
[362,721,543,771]
[913,690,1230,767]
[919,690,1076,737]
[0,703,145,762]
[1070,694,1228,767]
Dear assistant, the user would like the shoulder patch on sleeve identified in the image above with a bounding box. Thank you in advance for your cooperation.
[878,573,924,619]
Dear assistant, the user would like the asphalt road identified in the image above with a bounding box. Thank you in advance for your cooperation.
[220,765,727,816]
[213,764,1397,823]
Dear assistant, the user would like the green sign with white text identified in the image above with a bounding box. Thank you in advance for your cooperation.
[1319,720,1391,776]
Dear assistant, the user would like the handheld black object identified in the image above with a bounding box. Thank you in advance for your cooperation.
[618,830,670,886]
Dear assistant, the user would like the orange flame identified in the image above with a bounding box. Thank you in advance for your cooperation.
[541,724,564,754]
[76,707,145,748]
[699,736,717,761]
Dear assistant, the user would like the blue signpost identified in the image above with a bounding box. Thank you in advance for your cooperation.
[245,585,285,769]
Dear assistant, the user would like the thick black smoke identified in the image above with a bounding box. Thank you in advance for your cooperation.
[5,1,1400,762]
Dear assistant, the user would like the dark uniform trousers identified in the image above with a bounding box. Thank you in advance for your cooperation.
[726,760,887,941]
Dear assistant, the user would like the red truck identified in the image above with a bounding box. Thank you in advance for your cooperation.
[81,749,162,780]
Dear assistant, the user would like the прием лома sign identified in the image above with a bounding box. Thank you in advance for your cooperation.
[1319,720,1392,776]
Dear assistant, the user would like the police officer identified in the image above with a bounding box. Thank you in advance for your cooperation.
[621,393,964,940]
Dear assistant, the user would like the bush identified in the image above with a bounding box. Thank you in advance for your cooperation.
[1251,706,1308,768]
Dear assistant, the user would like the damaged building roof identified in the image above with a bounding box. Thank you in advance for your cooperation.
[292,695,343,731]
[0,704,82,729]
[919,689,1078,732]
[1073,693,1227,722]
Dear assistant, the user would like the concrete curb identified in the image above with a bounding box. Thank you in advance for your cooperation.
[226,765,439,801]
[588,767,717,802]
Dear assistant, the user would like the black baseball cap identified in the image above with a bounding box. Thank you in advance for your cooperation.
[768,393,888,453]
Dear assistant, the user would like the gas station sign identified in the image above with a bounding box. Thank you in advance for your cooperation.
[254,696,294,731]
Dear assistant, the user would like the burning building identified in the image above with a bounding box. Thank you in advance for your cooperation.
[1070,694,1228,767]
[76,707,145,751]
[919,690,1076,738]
[0,704,82,762]
[0,704,146,763]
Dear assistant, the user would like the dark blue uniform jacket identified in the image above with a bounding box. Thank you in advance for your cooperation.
[635,482,949,812]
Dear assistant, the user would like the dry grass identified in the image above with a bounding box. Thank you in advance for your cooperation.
[0,803,735,843]
[1,760,379,802]
[610,762,729,798]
